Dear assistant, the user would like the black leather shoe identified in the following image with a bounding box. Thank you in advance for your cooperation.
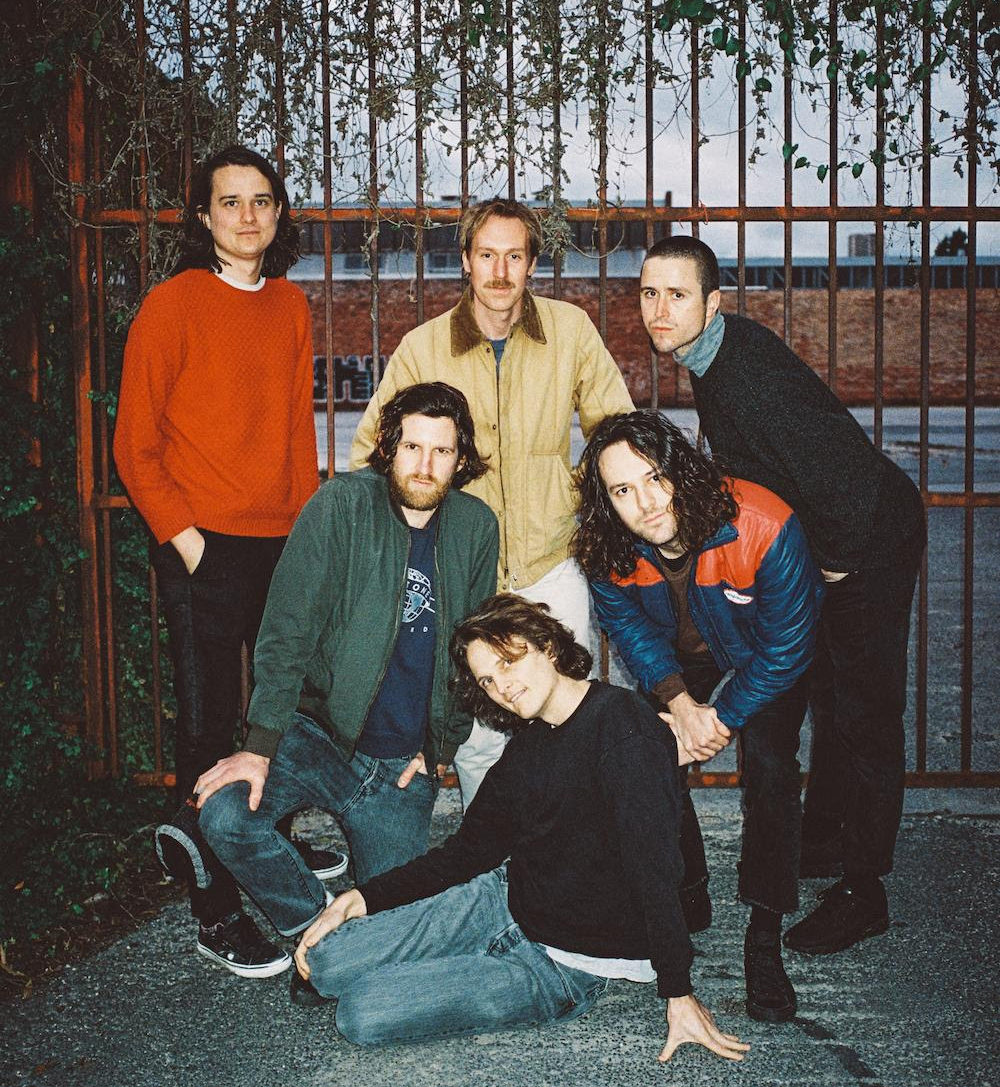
[290,970,329,1007]
[783,879,888,955]
[744,928,797,1022]
[680,882,712,934]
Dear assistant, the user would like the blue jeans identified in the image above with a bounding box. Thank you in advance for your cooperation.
[200,714,437,934]
[307,867,610,1045]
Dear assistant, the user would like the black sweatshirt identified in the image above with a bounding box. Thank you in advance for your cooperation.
[359,681,694,999]
[692,314,925,572]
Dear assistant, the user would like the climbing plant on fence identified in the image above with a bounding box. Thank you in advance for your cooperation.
[0,0,996,960]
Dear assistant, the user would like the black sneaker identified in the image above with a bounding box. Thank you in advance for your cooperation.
[745,928,797,1022]
[197,911,292,978]
[290,837,348,881]
[680,882,712,934]
[155,801,212,889]
[783,879,889,955]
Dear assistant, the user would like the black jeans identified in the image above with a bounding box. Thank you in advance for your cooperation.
[152,530,286,922]
[673,656,809,915]
[802,539,923,880]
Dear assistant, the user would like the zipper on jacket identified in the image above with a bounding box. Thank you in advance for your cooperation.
[494,344,512,588]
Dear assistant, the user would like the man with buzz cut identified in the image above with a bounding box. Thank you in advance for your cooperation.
[350,198,633,805]
[192,382,498,979]
[637,235,926,959]
[116,144,346,978]
[574,410,824,1023]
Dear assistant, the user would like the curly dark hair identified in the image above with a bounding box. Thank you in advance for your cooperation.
[573,410,738,581]
[449,594,592,733]
[645,234,720,297]
[368,382,488,489]
[172,145,300,278]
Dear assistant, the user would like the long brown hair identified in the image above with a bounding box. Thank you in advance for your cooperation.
[574,411,738,581]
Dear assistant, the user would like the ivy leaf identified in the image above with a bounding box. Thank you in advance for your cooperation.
[680,0,705,19]
[795,155,809,169]
[865,71,877,90]
[725,38,740,55]
[851,162,864,178]
[782,141,799,160]
[755,76,772,92]
[735,59,751,79]
[711,26,728,48]
[809,45,825,67]
[817,163,829,181]
[851,48,868,69]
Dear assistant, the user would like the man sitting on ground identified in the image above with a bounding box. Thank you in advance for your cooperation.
[290,595,749,1065]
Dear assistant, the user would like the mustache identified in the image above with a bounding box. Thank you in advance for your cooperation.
[485,278,514,289]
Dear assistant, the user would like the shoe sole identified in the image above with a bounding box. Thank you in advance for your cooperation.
[196,942,293,978]
[156,825,212,889]
[783,916,889,956]
[310,855,349,881]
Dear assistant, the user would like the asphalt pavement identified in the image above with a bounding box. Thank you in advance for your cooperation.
[2,407,996,1086]
[2,787,998,1087]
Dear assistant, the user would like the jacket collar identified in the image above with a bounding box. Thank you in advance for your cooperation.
[449,287,547,356]
[634,519,738,568]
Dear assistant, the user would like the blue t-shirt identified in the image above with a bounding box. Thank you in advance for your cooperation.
[356,514,438,758]
[490,338,506,370]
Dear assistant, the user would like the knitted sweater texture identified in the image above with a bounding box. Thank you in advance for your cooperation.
[692,314,924,570]
[114,269,318,543]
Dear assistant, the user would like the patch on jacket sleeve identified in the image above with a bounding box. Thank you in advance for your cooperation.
[723,587,754,605]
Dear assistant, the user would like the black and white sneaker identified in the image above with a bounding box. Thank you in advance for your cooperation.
[290,837,348,881]
[197,911,292,978]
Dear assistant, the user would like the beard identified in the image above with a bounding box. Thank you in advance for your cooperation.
[389,469,452,512]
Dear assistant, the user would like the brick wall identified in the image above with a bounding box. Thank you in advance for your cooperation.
[300,278,1000,406]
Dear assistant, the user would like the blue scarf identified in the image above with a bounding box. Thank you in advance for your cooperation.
[675,311,725,377]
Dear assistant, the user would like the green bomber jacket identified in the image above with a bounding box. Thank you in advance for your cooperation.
[243,468,499,766]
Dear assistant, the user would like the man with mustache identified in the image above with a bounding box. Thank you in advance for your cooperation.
[351,199,633,807]
[180,382,498,977]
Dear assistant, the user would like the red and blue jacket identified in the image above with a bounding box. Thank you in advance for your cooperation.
[589,479,824,730]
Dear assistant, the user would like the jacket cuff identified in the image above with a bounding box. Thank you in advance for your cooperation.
[243,725,282,759]
[652,674,687,709]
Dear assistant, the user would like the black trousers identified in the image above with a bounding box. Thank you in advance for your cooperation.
[670,656,809,915]
[152,530,286,922]
[802,536,924,880]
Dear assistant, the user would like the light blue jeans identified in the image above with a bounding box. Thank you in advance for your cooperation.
[200,714,437,934]
[307,867,609,1045]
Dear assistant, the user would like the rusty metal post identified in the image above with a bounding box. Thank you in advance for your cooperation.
[68,61,107,777]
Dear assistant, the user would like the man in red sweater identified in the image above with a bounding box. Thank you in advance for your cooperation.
[114,145,344,977]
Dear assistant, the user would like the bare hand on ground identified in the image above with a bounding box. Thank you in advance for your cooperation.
[659,994,750,1062]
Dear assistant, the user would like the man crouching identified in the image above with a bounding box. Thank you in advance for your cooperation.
[291,594,749,1063]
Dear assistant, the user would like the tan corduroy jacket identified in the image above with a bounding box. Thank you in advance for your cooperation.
[350,289,633,590]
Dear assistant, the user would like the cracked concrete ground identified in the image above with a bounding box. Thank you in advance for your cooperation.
[3,787,998,1087]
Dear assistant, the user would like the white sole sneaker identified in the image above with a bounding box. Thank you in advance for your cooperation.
[196,941,292,978]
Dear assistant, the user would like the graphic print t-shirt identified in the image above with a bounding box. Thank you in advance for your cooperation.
[356,514,438,758]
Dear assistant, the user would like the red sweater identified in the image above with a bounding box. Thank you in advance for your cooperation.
[114,269,318,543]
